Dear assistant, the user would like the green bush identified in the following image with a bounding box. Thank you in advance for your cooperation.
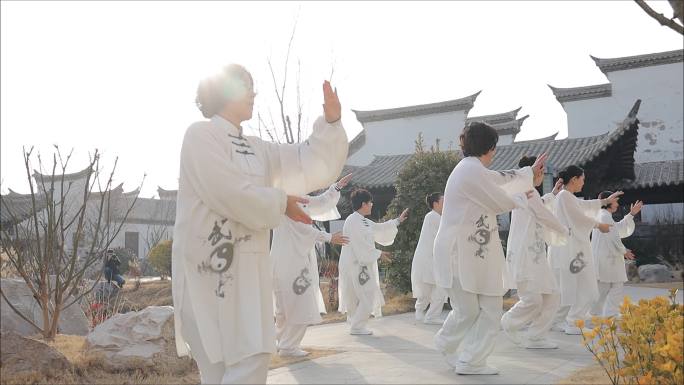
[381,135,461,293]
[148,239,173,279]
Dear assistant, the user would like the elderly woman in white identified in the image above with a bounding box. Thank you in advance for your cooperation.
[172,64,348,384]
[272,173,352,358]
[590,191,643,318]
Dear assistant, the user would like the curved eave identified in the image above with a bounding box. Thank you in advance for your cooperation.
[352,91,481,124]
[548,83,612,103]
[591,49,684,74]
[466,106,523,125]
[33,166,93,183]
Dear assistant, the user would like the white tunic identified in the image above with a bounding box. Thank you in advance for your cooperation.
[271,185,341,325]
[591,209,635,283]
[411,210,441,298]
[338,212,399,317]
[172,115,347,366]
[504,190,569,294]
[548,190,602,306]
[433,157,533,296]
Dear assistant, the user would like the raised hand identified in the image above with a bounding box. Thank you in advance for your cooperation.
[552,179,564,195]
[286,195,312,224]
[380,251,392,263]
[330,232,349,246]
[323,80,341,123]
[630,200,643,216]
[607,191,624,204]
[531,153,549,180]
[336,173,353,189]
[398,208,409,223]
[525,190,535,199]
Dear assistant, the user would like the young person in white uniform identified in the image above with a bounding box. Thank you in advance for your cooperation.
[589,191,642,318]
[501,156,570,349]
[172,64,348,384]
[411,192,448,325]
[432,122,548,375]
[272,174,353,357]
[547,165,622,335]
[338,188,409,335]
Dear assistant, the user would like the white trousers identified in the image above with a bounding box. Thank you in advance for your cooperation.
[434,276,502,368]
[274,294,308,353]
[502,285,560,341]
[590,281,624,317]
[347,292,373,332]
[181,304,271,384]
[414,282,447,321]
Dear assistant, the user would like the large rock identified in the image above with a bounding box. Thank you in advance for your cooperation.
[638,264,676,283]
[0,332,71,378]
[0,278,90,336]
[85,305,175,368]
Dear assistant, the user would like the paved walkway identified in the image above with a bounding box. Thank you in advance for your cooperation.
[268,286,682,384]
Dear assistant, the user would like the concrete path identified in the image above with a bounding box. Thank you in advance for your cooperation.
[268,286,681,384]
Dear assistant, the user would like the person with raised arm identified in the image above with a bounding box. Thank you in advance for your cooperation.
[172,64,348,384]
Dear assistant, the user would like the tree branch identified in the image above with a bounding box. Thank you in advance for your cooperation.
[634,0,684,35]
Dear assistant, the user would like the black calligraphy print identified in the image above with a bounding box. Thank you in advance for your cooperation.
[208,219,232,246]
[497,170,518,180]
[529,224,546,264]
[569,252,586,274]
[358,265,370,285]
[468,215,492,259]
[292,268,312,295]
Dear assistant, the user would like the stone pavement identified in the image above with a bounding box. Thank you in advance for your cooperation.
[268,286,682,384]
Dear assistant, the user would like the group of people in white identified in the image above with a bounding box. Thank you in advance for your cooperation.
[171,64,643,383]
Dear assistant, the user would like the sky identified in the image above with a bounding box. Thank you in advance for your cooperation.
[2,1,682,197]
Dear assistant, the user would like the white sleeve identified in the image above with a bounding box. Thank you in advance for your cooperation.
[306,184,341,216]
[181,126,286,231]
[369,219,399,246]
[263,116,348,195]
[527,194,569,245]
[614,214,636,238]
[465,166,534,215]
[559,192,600,230]
[316,229,333,243]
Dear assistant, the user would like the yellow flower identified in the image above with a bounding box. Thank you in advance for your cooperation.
[575,319,585,328]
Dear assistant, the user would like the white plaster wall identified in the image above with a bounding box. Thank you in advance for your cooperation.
[563,62,684,163]
[347,110,469,166]
[109,222,173,258]
[640,203,684,225]
[498,134,515,146]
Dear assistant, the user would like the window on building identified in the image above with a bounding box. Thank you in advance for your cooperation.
[125,231,139,257]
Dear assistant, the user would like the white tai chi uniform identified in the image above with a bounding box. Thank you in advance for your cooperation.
[411,210,447,323]
[590,209,635,317]
[338,212,399,333]
[502,190,569,344]
[272,184,342,354]
[548,190,603,333]
[433,157,533,371]
[172,115,347,384]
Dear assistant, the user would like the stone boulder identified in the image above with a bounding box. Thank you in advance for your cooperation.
[0,332,71,378]
[638,264,676,283]
[0,278,90,336]
[85,306,176,368]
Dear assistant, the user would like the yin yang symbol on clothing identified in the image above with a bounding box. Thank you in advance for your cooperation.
[569,252,586,274]
[209,242,234,273]
[292,268,312,295]
[468,215,492,259]
[358,265,371,285]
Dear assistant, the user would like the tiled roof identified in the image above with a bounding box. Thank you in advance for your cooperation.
[0,192,47,226]
[466,107,528,136]
[605,159,683,190]
[343,101,643,189]
[548,83,612,103]
[352,91,481,123]
[33,166,93,183]
[591,49,683,74]
[157,186,178,200]
[114,197,176,225]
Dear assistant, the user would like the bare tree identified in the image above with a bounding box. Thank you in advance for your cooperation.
[0,146,142,340]
[634,0,684,35]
